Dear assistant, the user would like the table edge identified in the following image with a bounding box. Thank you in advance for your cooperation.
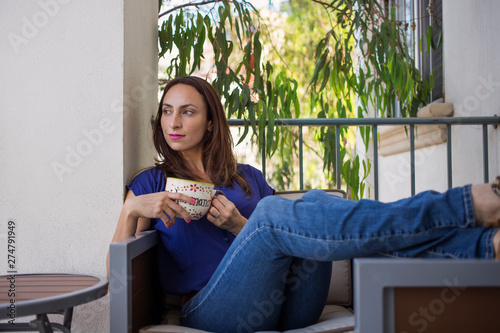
[0,273,109,319]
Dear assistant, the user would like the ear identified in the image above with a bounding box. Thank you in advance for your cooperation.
[207,120,213,132]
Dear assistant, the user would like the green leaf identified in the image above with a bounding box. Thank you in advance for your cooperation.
[258,105,267,148]
[426,25,434,53]
[346,98,352,113]
[248,102,257,134]
[236,119,250,145]
[320,61,331,91]
[310,51,328,87]
[267,109,275,155]
[254,31,262,90]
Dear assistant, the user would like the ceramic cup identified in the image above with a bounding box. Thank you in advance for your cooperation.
[165,177,225,220]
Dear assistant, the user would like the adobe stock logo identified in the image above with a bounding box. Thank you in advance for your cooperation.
[7,0,72,53]
[401,277,467,333]
[454,74,500,116]
[50,66,158,182]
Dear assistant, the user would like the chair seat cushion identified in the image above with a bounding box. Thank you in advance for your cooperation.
[139,305,354,333]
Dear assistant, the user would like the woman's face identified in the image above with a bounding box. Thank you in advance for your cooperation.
[160,84,212,157]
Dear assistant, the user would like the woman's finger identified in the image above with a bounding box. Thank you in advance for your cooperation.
[209,206,221,218]
[211,196,227,212]
[160,204,178,228]
[163,192,194,222]
[160,211,173,228]
[166,192,197,205]
[208,195,246,235]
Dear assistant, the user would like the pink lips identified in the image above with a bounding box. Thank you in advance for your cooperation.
[169,134,185,140]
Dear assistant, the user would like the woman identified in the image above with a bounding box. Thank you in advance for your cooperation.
[109,76,500,332]
[109,76,274,302]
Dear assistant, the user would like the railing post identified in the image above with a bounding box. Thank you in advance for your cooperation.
[373,125,379,201]
[336,125,341,190]
[483,124,489,183]
[447,125,452,189]
[410,124,415,196]
[261,129,266,178]
[299,126,304,190]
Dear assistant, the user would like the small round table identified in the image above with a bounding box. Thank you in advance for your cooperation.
[0,273,108,332]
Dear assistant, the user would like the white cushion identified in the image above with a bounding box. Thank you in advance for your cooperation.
[139,305,354,333]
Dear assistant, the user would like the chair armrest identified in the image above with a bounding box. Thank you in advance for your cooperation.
[109,230,161,333]
[354,258,500,333]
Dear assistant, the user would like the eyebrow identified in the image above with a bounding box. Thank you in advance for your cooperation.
[162,103,199,109]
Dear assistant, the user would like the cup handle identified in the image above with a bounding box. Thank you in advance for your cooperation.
[214,190,225,197]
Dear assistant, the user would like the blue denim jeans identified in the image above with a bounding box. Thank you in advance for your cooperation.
[179,186,497,332]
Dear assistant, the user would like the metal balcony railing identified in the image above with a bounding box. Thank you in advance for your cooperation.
[228,116,500,200]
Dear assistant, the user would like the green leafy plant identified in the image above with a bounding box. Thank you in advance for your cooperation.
[157,0,437,199]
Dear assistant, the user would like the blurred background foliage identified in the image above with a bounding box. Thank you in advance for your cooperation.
[157,0,436,199]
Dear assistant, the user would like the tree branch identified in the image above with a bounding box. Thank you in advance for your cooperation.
[311,0,340,10]
[159,0,223,19]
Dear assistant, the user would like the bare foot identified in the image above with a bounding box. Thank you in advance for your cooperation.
[471,183,500,227]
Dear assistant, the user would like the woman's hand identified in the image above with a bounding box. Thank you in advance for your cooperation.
[108,190,194,277]
[207,195,247,235]
[124,191,195,229]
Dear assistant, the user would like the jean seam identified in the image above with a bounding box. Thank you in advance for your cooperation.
[251,225,467,262]
[463,184,476,227]
[485,228,497,259]
[270,224,465,242]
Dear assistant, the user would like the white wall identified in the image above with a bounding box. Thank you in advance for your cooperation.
[444,0,500,186]
[0,0,157,331]
[376,0,500,201]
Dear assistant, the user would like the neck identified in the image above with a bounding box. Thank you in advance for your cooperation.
[181,152,210,183]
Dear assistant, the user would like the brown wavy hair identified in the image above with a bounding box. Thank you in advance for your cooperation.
[153,76,251,196]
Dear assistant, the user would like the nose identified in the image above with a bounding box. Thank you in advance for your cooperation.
[169,111,182,129]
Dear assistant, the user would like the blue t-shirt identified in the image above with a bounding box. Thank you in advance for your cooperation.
[127,164,274,295]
